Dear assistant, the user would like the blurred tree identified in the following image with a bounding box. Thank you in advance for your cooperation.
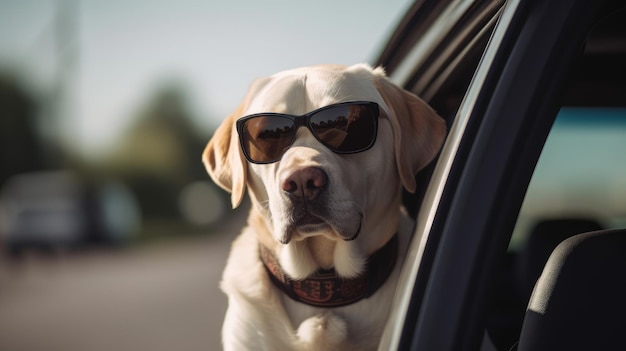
[0,73,45,186]
[103,82,215,223]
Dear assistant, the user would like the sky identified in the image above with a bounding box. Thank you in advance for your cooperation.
[0,0,410,157]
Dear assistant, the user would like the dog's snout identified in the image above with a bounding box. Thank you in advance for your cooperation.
[282,167,328,201]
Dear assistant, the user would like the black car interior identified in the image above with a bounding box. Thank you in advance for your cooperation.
[488,9,626,350]
[516,229,626,351]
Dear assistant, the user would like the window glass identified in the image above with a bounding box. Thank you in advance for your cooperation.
[511,107,626,249]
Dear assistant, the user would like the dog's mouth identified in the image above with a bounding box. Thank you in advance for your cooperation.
[293,213,330,236]
[296,213,326,227]
[279,210,362,244]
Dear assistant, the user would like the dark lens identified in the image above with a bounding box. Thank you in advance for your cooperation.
[310,104,377,152]
[242,115,295,163]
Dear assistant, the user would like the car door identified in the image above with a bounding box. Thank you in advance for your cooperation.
[375,0,626,350]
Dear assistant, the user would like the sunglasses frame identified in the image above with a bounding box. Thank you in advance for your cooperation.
[236,101,380,164]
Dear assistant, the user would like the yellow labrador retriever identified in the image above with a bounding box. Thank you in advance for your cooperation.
[203,64,445,351]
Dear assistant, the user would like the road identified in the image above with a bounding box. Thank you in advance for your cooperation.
[0,222,241,351]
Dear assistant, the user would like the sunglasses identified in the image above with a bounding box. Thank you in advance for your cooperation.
[236,101,380,164]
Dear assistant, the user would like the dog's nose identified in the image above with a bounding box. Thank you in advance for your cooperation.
[282,167,328,201]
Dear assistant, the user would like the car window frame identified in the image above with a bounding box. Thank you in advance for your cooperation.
[377,0,622,350]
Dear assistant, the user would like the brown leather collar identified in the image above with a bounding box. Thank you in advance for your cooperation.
[259,234,399,308]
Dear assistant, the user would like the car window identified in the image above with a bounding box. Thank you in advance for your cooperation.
[510,6,626,250]
[490,108,626,351]
[511,107,626,248]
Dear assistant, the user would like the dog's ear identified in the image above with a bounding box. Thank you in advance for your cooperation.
[203,77,271,208]
[375,72,447,193]
[202,103,248,208]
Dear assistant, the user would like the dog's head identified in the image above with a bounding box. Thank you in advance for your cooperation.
[203,64,445,280]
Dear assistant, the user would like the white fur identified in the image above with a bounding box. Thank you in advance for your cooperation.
[220,213,414,351]
[203,64,446,350]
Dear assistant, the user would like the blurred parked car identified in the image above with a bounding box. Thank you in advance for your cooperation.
[374,0,626,350]
[0,171,140,254]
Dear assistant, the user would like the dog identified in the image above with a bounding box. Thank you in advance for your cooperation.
[203,64,446,351]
